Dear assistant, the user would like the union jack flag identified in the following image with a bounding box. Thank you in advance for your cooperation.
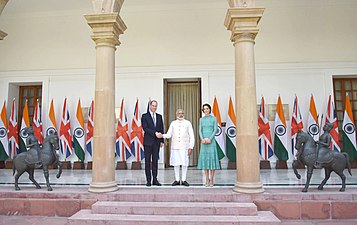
[8,99,19,158]
[130,98,144,162]
[258,96,273,160]
[291,95,304,156]
[115,98,131,161]
[59,98,72,160]
[86,100,94,161]
[33,99,44,144]
[325,95,341,152]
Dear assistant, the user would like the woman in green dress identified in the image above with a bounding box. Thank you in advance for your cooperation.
[197,103,220,187]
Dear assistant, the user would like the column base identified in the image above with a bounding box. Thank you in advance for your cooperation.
[88,181,119,193]
[233,181,264,193]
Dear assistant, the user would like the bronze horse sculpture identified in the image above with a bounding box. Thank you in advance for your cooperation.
[292,128,352,192]
[13,132,62,191]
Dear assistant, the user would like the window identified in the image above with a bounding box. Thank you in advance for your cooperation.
[18,85,42,125]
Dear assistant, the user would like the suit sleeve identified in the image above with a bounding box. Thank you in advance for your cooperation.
[188,121,195,149]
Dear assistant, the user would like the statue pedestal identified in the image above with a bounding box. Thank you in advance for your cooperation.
[62,161,72,169]
[260,160,271,169]
[131,161,141,170]
[73,162,85,169]
[5,160,13,169]
[227,161,236,169]
[275,160,288,169]
[0,161,5,169]
[86,162,92,170]
[116,161,127,170]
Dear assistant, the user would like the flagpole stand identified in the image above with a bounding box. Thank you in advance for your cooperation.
[352,160,357,168]
[5,160,13,169]
[0,161,5,169]
[131,161,141,170]
[116,161,127,170]
[260,160,271,169]
[86,162,93,170]
[227,161,237,169]
[292,159,305,169]
[61,161,72,169]
[275,160,288,169]
[225,1,265,194]
[73,161,85,169]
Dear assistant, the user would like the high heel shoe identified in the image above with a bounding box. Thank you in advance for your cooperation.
[209,180,214,187]
[205,179,210,187]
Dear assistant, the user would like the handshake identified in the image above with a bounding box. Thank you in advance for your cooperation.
[155,132,163,138]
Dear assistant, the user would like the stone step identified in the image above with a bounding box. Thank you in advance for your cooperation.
[91,201,257,216]
[68,209,281,225]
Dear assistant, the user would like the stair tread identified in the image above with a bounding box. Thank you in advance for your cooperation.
[94,201,257,207]
[70,210,280,222]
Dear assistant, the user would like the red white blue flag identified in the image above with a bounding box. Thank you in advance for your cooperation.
[33,99,44,144]
[325,95,341,152]
[258,96,273,160]
[59,98,72,160]
[86,100,94,161]
[8,99,19,158]
[130,98,144,162]
[291,95,304,156]
[116,98,131,161]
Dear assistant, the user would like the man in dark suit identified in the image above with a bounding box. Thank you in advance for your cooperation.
[141,100,164,186]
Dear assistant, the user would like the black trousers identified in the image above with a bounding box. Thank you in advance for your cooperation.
[144,143,160,183]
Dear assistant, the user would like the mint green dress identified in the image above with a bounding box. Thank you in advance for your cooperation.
[197,115,220,170]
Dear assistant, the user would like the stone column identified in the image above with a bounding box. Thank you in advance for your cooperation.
[224,0,264,193]
[85,13,126,193]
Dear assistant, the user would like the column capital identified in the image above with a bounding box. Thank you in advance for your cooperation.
[0,30,7,40]
[224,7,264,43]
[84,13,127,46]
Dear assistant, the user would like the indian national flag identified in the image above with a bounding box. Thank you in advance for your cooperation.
[8,99,19,158]
[225,97,236,162]
[307,94,319,141]
[273,96,289,160]
[212,97,225,160]
[46,99,57,136]
[342,94,357,161]
[19,100,30,153]
[73,99,85,162]
[0,101,9,160]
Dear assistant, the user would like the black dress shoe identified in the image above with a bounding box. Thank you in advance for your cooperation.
[181,181,189,187]
[146,182,151,187]
[172,180,180,186]
[152,181,162,186]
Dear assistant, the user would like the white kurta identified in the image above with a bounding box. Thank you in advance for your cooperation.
[163,119,195,166]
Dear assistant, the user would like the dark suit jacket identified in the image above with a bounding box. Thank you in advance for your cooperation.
[141,112,164,146]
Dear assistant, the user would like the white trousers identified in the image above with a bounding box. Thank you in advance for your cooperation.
[174,165,188,182]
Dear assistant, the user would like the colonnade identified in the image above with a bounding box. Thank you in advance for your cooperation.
[1,0,265,194]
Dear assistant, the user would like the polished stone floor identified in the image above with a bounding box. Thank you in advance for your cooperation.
[1,168,356,188]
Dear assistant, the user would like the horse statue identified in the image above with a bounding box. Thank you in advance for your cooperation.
[13,131,62,191]
[292,126,352,192]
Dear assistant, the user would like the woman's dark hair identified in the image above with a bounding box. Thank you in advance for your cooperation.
[202,103,211,113]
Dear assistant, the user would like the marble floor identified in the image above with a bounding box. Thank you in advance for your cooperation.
[1,168,356,189]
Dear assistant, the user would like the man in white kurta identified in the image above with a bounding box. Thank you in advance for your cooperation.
[163,109,195,186]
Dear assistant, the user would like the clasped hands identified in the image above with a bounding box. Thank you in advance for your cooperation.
[201,138,211,144]
[155,132,163,138]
